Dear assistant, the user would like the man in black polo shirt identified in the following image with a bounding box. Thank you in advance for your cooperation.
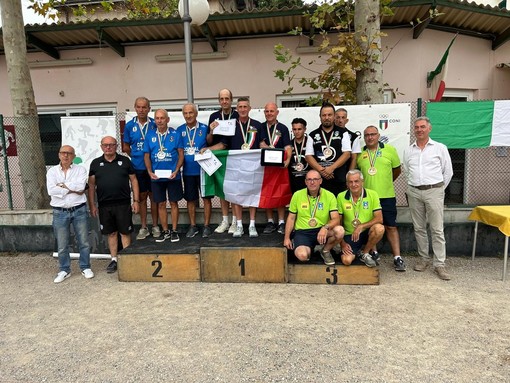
[88,136,140,274]
[305,103,352,195]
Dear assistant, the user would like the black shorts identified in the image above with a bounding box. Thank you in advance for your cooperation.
[183,175,211,202]
[152,179,184,203]
[292,228,322,249]
[343,231,369,254]
[135,170,152,194]
[98,203,133,235]
[380,197,397,227]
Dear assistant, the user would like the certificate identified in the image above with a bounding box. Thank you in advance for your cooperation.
[197,151,222,176]
[261,148,284,167]
[155,169,172,178]
[213,119,236,136]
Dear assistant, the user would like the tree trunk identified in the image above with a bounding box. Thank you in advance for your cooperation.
[1,0,49,208]
[354,0,384,105]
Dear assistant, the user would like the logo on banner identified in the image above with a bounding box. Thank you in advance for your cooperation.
[379,120,388,130]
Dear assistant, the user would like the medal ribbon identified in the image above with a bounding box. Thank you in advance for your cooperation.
[320,129,333,153]
[266,122,280,148]
[238,118,252,147]
[350,188,364,223]
[186,123,198,150]
[137,119,149,140]
[367,145,379,169]
[221,111,232,120]
[293,136,306,164]
[307,192,321,221]
[157,129,168,154]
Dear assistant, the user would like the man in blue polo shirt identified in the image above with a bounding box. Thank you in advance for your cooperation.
[177,103,212,238]
[144,109,184,243]
[122,96,159,240]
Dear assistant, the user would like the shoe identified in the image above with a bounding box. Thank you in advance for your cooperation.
[214,221,229,234]
[263,222,276,234]
[54,271,70,283]
[394,257,407,272]
[228,222,237,234]
[370,250,381,265]
[170,230,180,242]
[202,226,212,238]
[360,253,377,268]
[233,226,244,238]
[434,266,451,280]
[155,230,171,243]
[186,225,199,238]
[151,226,161,238]
[320,249,335,266]
[277,223,285,234]
[106,260,117,274]
[81,268,94,279]
[249,226,258,238]
[413,259,430,272]
[136,227,150,240]
[333,243,342,254]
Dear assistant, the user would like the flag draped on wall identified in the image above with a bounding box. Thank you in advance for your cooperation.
[427,35,457,102]
[201,150,292,208]
[428,100,510,148]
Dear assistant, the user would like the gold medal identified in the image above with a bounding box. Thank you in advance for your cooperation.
[368,167,377,176]
[352,219,361,227]
[295,163,304,171]
[241,143,250,150]
[308,218,317,227]
[323,147,333,157]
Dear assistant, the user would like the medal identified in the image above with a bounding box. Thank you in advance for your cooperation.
[367,146,379,177]
[307,192,321,229]
[352,219,361,227]
[350,189,364,229]
[157,151,165,160]
[368,167,377,176]
[157,129,168,160]
[295,163,304,171]
[308,218,317,227]
[320,129,334,158]
[239,119,253,150]
[241,143,250,150]
[186,147,196,155]
[185,124,198,156]
[323,147,333,157]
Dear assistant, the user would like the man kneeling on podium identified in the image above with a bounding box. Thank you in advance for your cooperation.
[284,170,344,266]
[337,170,385,267]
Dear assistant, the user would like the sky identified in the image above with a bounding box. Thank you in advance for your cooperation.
[0,0,50,27]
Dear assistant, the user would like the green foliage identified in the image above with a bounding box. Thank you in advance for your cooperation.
[126,0,179,19]
[273,0,392,105]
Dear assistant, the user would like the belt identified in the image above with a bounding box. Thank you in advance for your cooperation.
[411,182,444,190]
[52,202,86,212]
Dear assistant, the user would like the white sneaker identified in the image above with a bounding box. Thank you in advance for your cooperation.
[151,226,161,237]
[228,222,237,234]
[54,271,70,283]
[136,227,150,240]
[249,226,258,238]
[233,226,244,238]
[81,268,94,279]
[214,221,229,234]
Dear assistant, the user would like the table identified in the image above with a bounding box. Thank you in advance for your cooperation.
[468,205,510,281]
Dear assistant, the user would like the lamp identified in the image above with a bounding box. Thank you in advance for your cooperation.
[178,0,210,102]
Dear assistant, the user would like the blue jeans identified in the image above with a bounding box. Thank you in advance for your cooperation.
[53,205,91,273]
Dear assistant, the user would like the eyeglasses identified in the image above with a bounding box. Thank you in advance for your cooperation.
[101,143,116,148]
[364,133,378,137]
[59,151,74,156]
[305,178,321,182]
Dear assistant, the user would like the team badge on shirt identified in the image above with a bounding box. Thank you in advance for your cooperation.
[363,201,369,209]
[117,161,123,166]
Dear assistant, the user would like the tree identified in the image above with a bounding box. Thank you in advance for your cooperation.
[1,0,49,208]
[274,0,392,105]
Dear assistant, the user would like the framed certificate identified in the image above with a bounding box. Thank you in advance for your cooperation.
[261,148,284,167]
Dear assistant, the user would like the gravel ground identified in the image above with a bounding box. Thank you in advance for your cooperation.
[1,252,510,383]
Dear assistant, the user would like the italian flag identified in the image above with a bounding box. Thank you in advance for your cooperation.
[201,150,292,208]
[427,35,456,102]
[428,100,510,148]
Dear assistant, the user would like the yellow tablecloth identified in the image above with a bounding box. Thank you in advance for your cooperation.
[468,206,510,237]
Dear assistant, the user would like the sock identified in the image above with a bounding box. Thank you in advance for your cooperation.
[250,220,256,227]
[394,255,401,259]
[222,216,228,223]
[278,220,285,225]
[232,217,237,224]
[111,257,118,262]
[267,219,274,224]
[237,221,243,228]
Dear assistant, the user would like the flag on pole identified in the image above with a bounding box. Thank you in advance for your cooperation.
[428,100,510,148]
[201,149,292,208]
[427,35,457,102]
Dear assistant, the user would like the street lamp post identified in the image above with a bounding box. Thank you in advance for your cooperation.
[178,0,210,103]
